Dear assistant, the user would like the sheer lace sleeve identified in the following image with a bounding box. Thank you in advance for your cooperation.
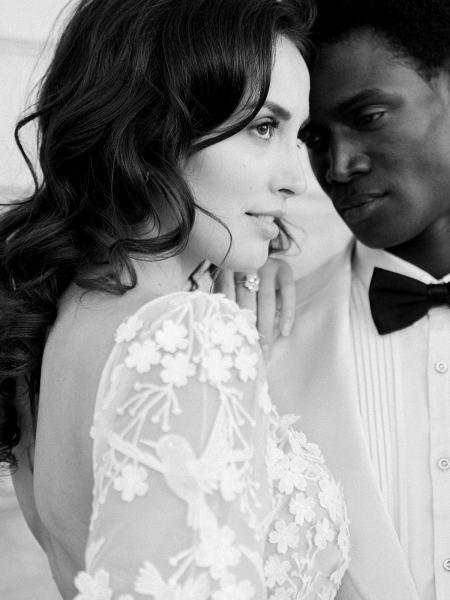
[74,291,273,600]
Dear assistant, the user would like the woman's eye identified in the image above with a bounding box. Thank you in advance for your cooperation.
[253,119,278,139]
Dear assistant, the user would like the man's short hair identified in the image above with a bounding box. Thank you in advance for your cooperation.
[313,0,450,75]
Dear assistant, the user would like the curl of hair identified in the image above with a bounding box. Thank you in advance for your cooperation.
[312,0,450,76]
[0,0,315,469]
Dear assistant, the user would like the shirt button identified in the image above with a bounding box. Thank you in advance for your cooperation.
[443,558,450,571]
[438,458,450,471]
[435,361,448,374]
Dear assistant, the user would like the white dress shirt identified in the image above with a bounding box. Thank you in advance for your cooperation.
[351,242,450,600]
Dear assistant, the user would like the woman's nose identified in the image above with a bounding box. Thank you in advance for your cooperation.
[273,142,307,198]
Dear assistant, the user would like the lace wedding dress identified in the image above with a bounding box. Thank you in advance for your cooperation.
[74,292,350,600]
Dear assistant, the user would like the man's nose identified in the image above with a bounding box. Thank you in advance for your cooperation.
[325,138,370,184]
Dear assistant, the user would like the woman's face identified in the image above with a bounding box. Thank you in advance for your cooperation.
[182,35,310,273]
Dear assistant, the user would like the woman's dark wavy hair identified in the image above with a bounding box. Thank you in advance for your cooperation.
[0,0,315,469]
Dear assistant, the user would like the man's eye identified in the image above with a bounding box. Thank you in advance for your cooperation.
[306,135,323,149]
[252,119,278,139]
[356,111,385,127]
[299,128,324,150]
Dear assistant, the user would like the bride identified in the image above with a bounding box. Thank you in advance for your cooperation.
[0,0,349,598]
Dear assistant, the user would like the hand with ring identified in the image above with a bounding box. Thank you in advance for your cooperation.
[214,258,296,360]
[237,273,261,293]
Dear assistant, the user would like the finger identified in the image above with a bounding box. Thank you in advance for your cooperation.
[235,272,258,316]
[275,261,296,336]
[213,269,236,302]
[256,262,279,359]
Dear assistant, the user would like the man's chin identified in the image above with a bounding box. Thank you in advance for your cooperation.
[353,232,411,251]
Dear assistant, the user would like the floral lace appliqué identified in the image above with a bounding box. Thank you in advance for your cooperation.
[75,292,349,600]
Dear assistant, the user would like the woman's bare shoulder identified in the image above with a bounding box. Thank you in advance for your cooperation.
[41,286,232,410]
[39,285,160,420]
[47,285,154,375]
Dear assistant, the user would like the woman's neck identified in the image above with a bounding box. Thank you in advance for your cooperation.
[131,253,200,296]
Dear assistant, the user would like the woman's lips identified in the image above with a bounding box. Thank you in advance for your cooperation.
[246,213,280,239]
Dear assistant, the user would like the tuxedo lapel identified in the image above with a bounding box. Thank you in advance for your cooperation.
[269,245,419,600]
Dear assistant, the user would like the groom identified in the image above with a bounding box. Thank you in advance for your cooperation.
[269,1,450,599]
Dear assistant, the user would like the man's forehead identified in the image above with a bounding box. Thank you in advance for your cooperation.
[312,34,396,80]
[309,33,419,114]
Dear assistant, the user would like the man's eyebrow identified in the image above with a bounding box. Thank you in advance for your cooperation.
[333,88,389,114]
[299,117,311,130]
[298,116,315,136]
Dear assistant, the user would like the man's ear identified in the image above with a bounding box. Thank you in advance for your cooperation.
[431,62,450,95]
[423,65,450,112]
[444,63,450,95]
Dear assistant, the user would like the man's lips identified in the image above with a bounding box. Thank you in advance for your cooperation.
[336,192,387,212]
[335,193,387,224]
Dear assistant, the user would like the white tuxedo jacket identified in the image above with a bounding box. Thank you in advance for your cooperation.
[269,242,419,600]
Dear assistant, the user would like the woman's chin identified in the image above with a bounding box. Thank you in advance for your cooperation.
[225,246,269,273]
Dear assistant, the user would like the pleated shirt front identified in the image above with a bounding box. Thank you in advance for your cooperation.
[350,243,450,600]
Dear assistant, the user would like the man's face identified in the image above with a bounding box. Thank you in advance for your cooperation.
[303,29,450,249]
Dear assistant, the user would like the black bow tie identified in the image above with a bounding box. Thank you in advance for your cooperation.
[369,267,450,334]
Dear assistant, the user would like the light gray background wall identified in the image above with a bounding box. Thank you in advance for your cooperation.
[1,4,70,598]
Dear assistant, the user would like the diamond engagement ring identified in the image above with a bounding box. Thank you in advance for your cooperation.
[237,273,260,293]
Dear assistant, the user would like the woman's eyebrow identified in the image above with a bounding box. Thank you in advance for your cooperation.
[246,100,292,121]
[263,101,292,121]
